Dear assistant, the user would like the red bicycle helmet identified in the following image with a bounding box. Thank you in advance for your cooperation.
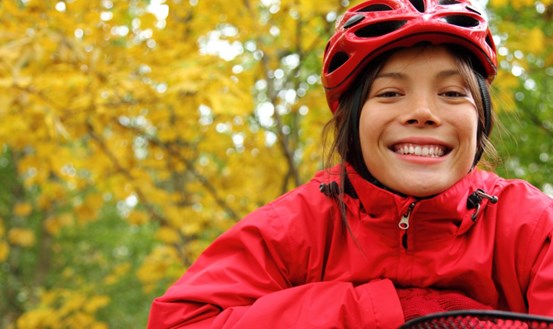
[322,0,498,114]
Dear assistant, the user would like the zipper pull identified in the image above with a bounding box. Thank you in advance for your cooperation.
[399,202,416,230]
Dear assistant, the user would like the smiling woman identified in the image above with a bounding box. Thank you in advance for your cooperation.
[147,0,553,328]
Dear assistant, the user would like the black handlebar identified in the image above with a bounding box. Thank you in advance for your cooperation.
[400,310,553,329]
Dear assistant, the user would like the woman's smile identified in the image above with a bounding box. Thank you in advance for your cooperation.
[392,143,449,158]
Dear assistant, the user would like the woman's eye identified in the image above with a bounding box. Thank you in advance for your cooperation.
[441,90,466,97]
[377,91,401,98]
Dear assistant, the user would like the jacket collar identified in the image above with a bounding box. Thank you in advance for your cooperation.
[323,163,499,235]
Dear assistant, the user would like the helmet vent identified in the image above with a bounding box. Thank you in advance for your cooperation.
[343,14,365,28]
[466,5,482,15]
[485,33,494,50]
[409,0,426,12]
[328,52,350,74]
[443,15,480,27]
[357,4,393,12]
[354,20,407,38]
[438,0,461,4]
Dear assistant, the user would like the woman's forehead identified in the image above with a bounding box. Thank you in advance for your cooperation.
[376,46,464,81]
[381,46,458,69]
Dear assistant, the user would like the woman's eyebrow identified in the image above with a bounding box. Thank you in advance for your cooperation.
[436,69,462,79]
[374,69,462,82]
[374,71,406,80]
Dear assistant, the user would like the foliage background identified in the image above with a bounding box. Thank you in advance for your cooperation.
[0,0,552,328]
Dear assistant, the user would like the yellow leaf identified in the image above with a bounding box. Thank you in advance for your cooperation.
[126,210,149,226]
[1,0,23,16]
[25,0,48,11]
[44,214,74,236]
[527,28,544,54]
[84,295,110,313]
[8,228,36,248]
[91,324,109,329]
[180,220,202,236]
[492,70,519,113]
[15,289,110,329]
[59,293,86,316]
[37,183,68,210]
[13,202,33,217]
[489,0,508,7]
[15,308,57,329]
[103,262,131,285]
[0,241,9,262]
[75,193,103,224]
[75,203,97,224]
[155,226,180,243]
[510,0,534,8]
[139,13,158,30]
[158,128,178,142]
[137,245,182,293]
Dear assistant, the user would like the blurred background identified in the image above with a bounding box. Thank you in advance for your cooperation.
[0,0,552,327]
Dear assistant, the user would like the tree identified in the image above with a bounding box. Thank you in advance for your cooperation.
[0,0,343,327]
[488,0,553,191]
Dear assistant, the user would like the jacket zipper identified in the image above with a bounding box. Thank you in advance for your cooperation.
[399,202,416,230]
[399,202,416,250]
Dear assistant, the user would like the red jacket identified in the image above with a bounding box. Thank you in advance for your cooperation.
[147,165,553,328]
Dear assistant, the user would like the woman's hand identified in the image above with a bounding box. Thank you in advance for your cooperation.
[397,288,493,321]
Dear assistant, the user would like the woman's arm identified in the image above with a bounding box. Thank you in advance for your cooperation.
[148,278,402,328]
[146,204,404,329]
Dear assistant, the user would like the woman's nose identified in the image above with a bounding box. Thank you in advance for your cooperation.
[402,98,442,127]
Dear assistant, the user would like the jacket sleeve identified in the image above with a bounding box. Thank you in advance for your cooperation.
[146,204,404,329]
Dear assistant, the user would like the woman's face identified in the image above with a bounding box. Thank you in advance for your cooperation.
[359,46,479,197]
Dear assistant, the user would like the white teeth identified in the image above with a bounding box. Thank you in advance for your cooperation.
[395,144,445,157]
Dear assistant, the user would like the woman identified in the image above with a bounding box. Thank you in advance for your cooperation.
[147,0,553,327]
